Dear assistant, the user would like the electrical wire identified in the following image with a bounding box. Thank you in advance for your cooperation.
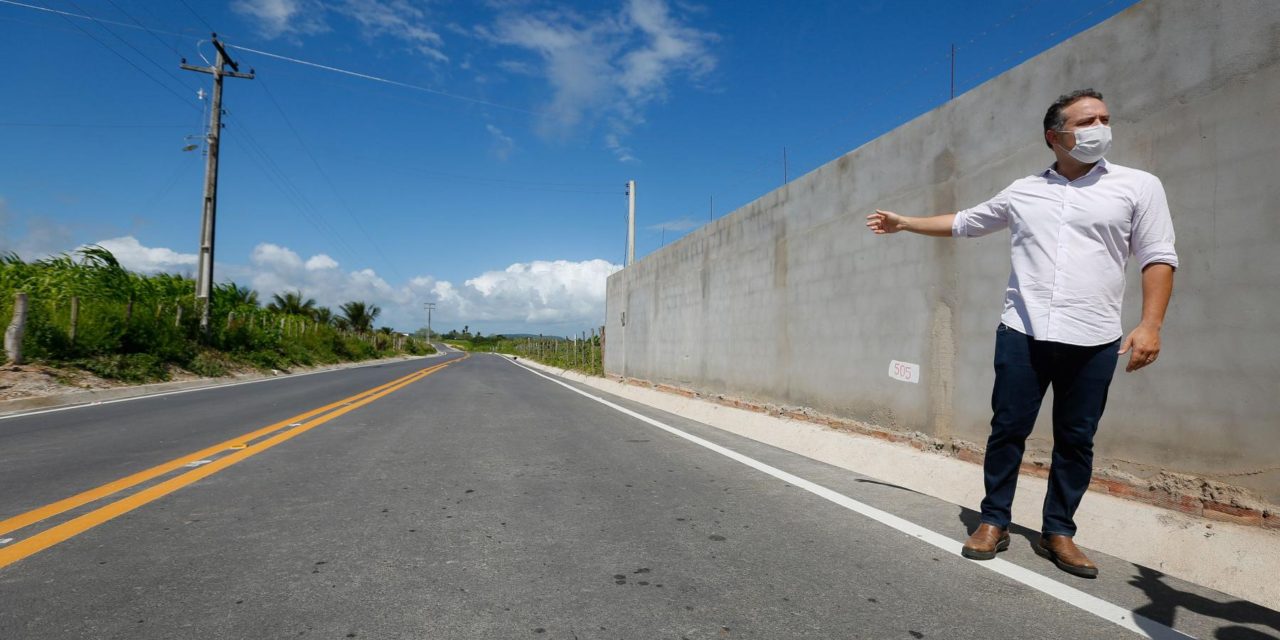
[42,4,200,113]
[221,113,366,269]
[175,0,214,34]
[0,122,190,128]
[63,0,198,95]
[1,1,540,117]
[225,44,539,116]
[103,0,184,59]
[256,78,406,282]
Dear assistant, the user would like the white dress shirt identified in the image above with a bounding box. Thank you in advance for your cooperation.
[952,159,1178,346]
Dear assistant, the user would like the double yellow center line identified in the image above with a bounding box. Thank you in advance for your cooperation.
[0,355,464,570]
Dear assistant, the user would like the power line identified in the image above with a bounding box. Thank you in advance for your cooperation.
[1,1,540,115]
[103,0,184,59]
[64,0,197,94]
[225,45,539,116]
[256,78,406,282]
[222,114,366,269]
[175,0,214,33]
[44,4,199,112]
[0,122,190,128]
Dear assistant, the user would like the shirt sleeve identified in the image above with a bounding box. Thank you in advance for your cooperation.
[952,187,1012,238]
[1131,175,1179,270]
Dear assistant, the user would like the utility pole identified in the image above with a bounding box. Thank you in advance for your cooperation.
[950,43,956,100]
[783,146,789,185]
[424,302,436,346]
[181,34,254,337]
[626,180,636,266]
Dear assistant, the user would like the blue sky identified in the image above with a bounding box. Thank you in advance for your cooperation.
[0,0,1137,335]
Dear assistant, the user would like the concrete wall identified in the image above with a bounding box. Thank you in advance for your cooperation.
[604,0,1280,506]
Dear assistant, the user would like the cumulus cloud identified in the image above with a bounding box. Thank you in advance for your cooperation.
[89,236,199,274]
[481,0,717,162]
[305,254,339,270]
[232,0,447,61]
[438,259,620,326]
[235,243,618,334]
[49,236,619,334]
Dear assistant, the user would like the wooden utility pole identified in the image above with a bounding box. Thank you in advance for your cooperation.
[181,34,254,336]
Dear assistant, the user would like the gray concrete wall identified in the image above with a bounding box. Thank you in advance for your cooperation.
[604,0,1280,505]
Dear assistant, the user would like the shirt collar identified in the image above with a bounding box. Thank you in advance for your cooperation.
[1044,157,1111,181]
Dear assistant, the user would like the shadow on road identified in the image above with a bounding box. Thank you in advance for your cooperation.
[956,506,1280,638]
[1128,566,1280,639]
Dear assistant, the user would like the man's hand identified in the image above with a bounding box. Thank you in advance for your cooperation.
[1118,324,1161,372]
[866,210,906,234]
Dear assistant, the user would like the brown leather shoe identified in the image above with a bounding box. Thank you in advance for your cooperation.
[961,523,1010,560]
[1035,534,1099,578]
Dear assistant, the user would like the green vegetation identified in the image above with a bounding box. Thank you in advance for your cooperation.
[444,331,603,376]
[0,246,433,383]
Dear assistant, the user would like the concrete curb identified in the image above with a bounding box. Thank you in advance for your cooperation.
[504,355,1279,611]
[0,352,443,419]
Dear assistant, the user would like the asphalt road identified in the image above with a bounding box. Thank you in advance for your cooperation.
[0,351,1276,639]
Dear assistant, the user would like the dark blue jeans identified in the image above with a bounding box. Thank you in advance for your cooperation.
[980,324,1120,537]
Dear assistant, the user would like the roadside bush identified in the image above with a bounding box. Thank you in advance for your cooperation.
[76,353,169,383]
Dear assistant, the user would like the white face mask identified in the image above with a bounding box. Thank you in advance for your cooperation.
[1057,124,1111,163]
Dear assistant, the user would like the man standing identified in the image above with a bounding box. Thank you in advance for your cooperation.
[865,89,1176,578]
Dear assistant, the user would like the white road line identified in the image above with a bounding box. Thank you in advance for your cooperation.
[0,356,441,422]
[501,356,1192,640]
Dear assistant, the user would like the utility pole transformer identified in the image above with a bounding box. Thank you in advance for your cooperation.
[181,34,254,336]
[626,180,636,266]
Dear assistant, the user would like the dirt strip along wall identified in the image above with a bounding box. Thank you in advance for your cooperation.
[604,0,1280,509]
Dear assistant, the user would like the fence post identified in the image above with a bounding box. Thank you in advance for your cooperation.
[4,292,28,365]
[69,296,80,345]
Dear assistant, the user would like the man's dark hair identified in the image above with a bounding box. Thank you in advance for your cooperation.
[1043,89,1104,148]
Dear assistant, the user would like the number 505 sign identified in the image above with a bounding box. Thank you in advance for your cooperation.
[888,360,921,384]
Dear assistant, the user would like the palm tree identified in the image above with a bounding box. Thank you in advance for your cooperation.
[268,290,316,316]
[223,282,259,308]
[312,306,333,326]
[339,301,379,334]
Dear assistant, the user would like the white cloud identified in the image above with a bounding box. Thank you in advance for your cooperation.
[342,0,448,62]
[235,243,619,334]
[305,254,339,270]
[92,236,198,274]
[233,0,446,61]
[49,236,619,334]
[486,124,516,160]
[482,0,717,162]
[231,0,328,39]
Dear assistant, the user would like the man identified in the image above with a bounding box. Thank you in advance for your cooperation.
[865,89,1176,578]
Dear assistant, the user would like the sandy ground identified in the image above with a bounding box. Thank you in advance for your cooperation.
[2,361,300,403]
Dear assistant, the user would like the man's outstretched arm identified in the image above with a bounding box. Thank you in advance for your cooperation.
[866,210,956,237]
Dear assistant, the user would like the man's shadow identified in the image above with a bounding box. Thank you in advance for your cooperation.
[958,507,1280,638]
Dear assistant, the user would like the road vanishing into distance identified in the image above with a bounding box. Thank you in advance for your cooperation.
[1,348,1277,639]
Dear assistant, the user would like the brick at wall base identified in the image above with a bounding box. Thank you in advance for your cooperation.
[1203,501,1265,527]
[607,374,1279,530]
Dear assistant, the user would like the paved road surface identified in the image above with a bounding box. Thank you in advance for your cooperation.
[1,351,1277,639]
